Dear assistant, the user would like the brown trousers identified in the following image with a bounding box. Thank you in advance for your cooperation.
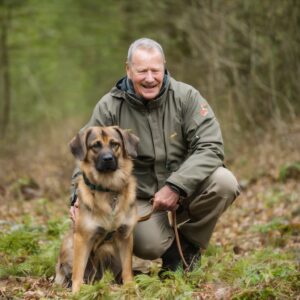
[133,167,240,260]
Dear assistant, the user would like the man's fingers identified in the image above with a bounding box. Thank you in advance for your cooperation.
[69,206,76,222]
[69,198,79,222]
[153,198,177,211]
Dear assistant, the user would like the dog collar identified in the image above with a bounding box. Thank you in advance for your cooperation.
[82,172,118,194]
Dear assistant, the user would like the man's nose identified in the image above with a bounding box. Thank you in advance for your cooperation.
[145,70,154,81]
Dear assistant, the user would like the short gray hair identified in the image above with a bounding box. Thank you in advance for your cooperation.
[127,38,166,64]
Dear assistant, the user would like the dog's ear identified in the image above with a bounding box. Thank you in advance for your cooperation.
[114,127,139,159]
[69,128,91,161]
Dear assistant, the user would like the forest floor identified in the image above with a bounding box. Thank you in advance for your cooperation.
[0,122,299,299]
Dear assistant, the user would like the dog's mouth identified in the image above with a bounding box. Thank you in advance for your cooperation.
[95,154,118,172]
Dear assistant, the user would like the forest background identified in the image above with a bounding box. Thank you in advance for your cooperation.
[0,0,299,299]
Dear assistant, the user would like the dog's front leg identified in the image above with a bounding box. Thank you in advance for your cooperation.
[72,232,92,293]
[118,234,134,283]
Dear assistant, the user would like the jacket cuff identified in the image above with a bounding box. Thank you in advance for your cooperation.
[166,182,187,197]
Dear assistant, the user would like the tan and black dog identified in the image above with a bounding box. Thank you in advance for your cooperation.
[55,126,139,293]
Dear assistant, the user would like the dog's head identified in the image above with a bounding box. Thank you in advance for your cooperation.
[69,126,139,173]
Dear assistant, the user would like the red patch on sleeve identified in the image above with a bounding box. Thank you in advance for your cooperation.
[200,104,208,117]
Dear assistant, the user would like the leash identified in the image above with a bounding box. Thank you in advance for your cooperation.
[137,206,156,222]
[171,210,189,270]
[137,198,155,222]
[137,199,189,271]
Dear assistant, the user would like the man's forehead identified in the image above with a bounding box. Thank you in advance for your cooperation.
[131,47,164,63]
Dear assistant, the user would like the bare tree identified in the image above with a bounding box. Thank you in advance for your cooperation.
[0,3,11,137]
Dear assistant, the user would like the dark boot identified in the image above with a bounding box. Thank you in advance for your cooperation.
[161,239,182,272]
[161,234,201,272]
[184,241,201,272]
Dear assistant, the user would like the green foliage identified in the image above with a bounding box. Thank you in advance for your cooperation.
[256,218,291,234]
[0,227,40,255]
[200,246,300,299]
[135,270,193,299]
[0,219,64,278]
[46,218,70,239]
[0,242,58,278]
[279,162,300,182]
[68,246,299,299]
[72,271,115,300]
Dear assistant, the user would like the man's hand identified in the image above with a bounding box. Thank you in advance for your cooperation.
[69,199,79,223]
[153,185,179,211]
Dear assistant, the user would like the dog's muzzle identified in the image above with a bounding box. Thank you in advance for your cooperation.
[96,152,118,172]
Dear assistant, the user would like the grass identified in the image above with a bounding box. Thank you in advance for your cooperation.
[65,246,298,299]
[0,217,299,299]
[0,217,69,279]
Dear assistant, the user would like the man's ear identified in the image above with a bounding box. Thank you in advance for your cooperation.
[114,127,139,159]
[69,128,91,161]
[126,62,131,79]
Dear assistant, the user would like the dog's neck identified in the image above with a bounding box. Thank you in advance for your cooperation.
[82,172,119,194]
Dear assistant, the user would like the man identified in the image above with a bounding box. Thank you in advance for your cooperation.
[70,37,240,271]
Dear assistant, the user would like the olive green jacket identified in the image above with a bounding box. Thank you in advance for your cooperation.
[73,76,224,201]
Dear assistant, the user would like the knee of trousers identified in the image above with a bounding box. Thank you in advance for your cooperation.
[132,217,174,260]
[209,167,240,205]
[133,241,168,260]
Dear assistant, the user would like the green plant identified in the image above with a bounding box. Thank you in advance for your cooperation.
[72,271,115,300]
[0,218,64,278]
[0,228,40,256]
[279,162,300,182]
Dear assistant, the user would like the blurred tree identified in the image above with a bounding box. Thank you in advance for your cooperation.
[0,1,11,136]
[0,0,299,142]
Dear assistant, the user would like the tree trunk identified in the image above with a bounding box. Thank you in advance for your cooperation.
[0,7,11,137]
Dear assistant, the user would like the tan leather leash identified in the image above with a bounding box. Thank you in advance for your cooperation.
[137,206,156,222]
[137,198,156,222]
[171,210,189,270]
[137,200,189,271]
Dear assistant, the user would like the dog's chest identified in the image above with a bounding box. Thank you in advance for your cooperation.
[82,193,134,239]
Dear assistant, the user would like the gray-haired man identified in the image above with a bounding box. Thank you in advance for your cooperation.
[70,37,240,271]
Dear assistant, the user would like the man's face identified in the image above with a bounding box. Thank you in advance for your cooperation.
[126,48,165,100]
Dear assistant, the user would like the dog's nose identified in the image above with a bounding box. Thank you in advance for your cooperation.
[96,152,117,172]
[102,153,113,161]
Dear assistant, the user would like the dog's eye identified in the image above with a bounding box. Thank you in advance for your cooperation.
[110,142,120,150]
[92,141,102,149]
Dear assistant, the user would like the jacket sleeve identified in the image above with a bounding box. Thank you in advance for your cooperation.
[70,97,114,205]
[166,90,224,197]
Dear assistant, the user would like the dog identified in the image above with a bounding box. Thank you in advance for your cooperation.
[55,126,139,293]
